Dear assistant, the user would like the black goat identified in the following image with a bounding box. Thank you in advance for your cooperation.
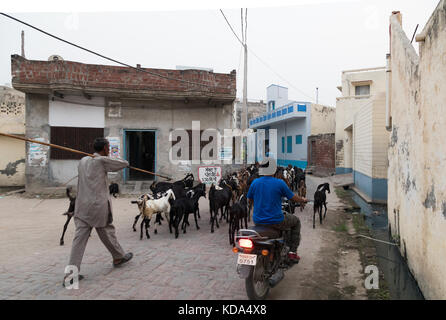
[313,183,330,229]
[169,188,206,238]
[209,181,233,233]
[228,194,248,246]
[109,183,119,198]
[185,183,206,219]
[150,173,194,197]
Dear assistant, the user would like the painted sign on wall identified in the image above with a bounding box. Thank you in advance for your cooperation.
[28,138,48,166]
[198,166,222,185]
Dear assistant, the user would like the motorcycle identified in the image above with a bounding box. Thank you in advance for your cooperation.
[232,205,299,300]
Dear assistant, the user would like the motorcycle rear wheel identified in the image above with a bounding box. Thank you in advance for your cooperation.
[245,256,270,300]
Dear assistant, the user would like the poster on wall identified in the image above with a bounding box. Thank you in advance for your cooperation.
[107,137,120,159]
[198,166,222,185]
[28,138,49,167]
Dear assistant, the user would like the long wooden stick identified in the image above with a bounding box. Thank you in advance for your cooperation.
[0,132,172,180]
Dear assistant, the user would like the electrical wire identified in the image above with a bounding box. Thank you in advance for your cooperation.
[220,9,244,46]
[219,9,322,104]
[0,12,217,89]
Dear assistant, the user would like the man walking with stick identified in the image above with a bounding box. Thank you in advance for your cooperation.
[64,138,133,287]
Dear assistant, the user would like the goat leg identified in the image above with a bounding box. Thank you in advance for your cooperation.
[140,218,144,240]
[323,202,328,219]
[132,214,140,232]
[145,218,151,239]
[60,214,72,246]
[193,210,200,230]
[319,206,323,225]
[313,206,316,229]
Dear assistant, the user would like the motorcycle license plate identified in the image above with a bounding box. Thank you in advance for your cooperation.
[237,253,257,266]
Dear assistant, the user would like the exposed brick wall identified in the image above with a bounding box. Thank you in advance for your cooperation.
[10,55,236,97]
[308,133,335,175]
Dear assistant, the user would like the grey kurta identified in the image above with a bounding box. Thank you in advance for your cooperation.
[74,153,129,228]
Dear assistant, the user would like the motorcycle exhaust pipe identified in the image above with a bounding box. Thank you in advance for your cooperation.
[269,269,284,288]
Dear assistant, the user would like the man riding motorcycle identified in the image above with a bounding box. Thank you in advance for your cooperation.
[247,165,307,263]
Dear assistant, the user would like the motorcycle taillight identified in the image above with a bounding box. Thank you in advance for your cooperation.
[239,238,253,249]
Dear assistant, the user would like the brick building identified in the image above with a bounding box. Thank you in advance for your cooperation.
[10,55,236,193]
[307,133,335,176]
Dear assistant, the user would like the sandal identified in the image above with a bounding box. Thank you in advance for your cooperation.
[113,252,133,267]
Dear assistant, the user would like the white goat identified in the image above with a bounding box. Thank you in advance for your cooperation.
[134,189,175,239]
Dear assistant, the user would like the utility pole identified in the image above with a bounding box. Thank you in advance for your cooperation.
[241,8,248,164]
[21,30,25,58]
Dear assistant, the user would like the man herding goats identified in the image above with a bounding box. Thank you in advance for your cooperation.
[64,138,133,287]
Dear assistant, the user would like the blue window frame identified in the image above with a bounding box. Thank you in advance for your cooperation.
[298,104,306,112]
[287,136,292,153]
[296,135,303,144]
[282,108,288,115]
[263,115,267,121]
[272,112,276,118]
[267,114,271,120]
[281,137,285,153]
[277,110,281,116]
[288,106,293,113]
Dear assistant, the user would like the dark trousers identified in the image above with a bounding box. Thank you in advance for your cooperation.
[268,214,301,252]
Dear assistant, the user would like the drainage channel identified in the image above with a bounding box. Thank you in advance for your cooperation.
[348,190,424,300]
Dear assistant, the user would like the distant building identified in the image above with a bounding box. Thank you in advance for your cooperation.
[11,55,236,194]
[0,85,25,187]
[250,84,335,173]
[335,67,389,203]
[233,99,266,129]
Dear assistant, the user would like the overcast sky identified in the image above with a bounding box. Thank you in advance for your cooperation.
[0,0,440,106]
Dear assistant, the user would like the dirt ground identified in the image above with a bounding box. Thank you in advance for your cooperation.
[0,175,380,300]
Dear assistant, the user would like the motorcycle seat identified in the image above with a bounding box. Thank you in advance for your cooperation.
[250,225,282,239]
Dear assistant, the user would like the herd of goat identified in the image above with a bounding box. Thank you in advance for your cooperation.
[60,164,331,246]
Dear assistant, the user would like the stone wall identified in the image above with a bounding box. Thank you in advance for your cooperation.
[0,86,26,186]
[388,2,446,299]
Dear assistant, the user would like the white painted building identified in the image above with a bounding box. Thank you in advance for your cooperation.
[335,67,389,203]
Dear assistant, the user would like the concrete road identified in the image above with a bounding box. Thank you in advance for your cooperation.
[0,175,348,300]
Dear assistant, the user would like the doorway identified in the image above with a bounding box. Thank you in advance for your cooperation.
[124,130,156,181]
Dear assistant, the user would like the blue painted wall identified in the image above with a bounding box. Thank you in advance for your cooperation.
[336,167,353,174]
[278,159,307,169]
[353,170,388,201]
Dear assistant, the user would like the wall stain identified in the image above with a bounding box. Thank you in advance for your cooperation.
[390,126,398,147]
[423,185,436,210]
[442,202,446,219]
[0,158,25,177]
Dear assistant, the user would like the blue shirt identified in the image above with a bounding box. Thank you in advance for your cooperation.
[247,176,295,225]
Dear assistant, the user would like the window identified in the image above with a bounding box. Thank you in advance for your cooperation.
[298,104,306,112]
[268,101,275,111]
[287,136,292,153]
[281,137,285,153]
[50,126,104,160]
[355,85,370,96]
[296,135,303,144]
